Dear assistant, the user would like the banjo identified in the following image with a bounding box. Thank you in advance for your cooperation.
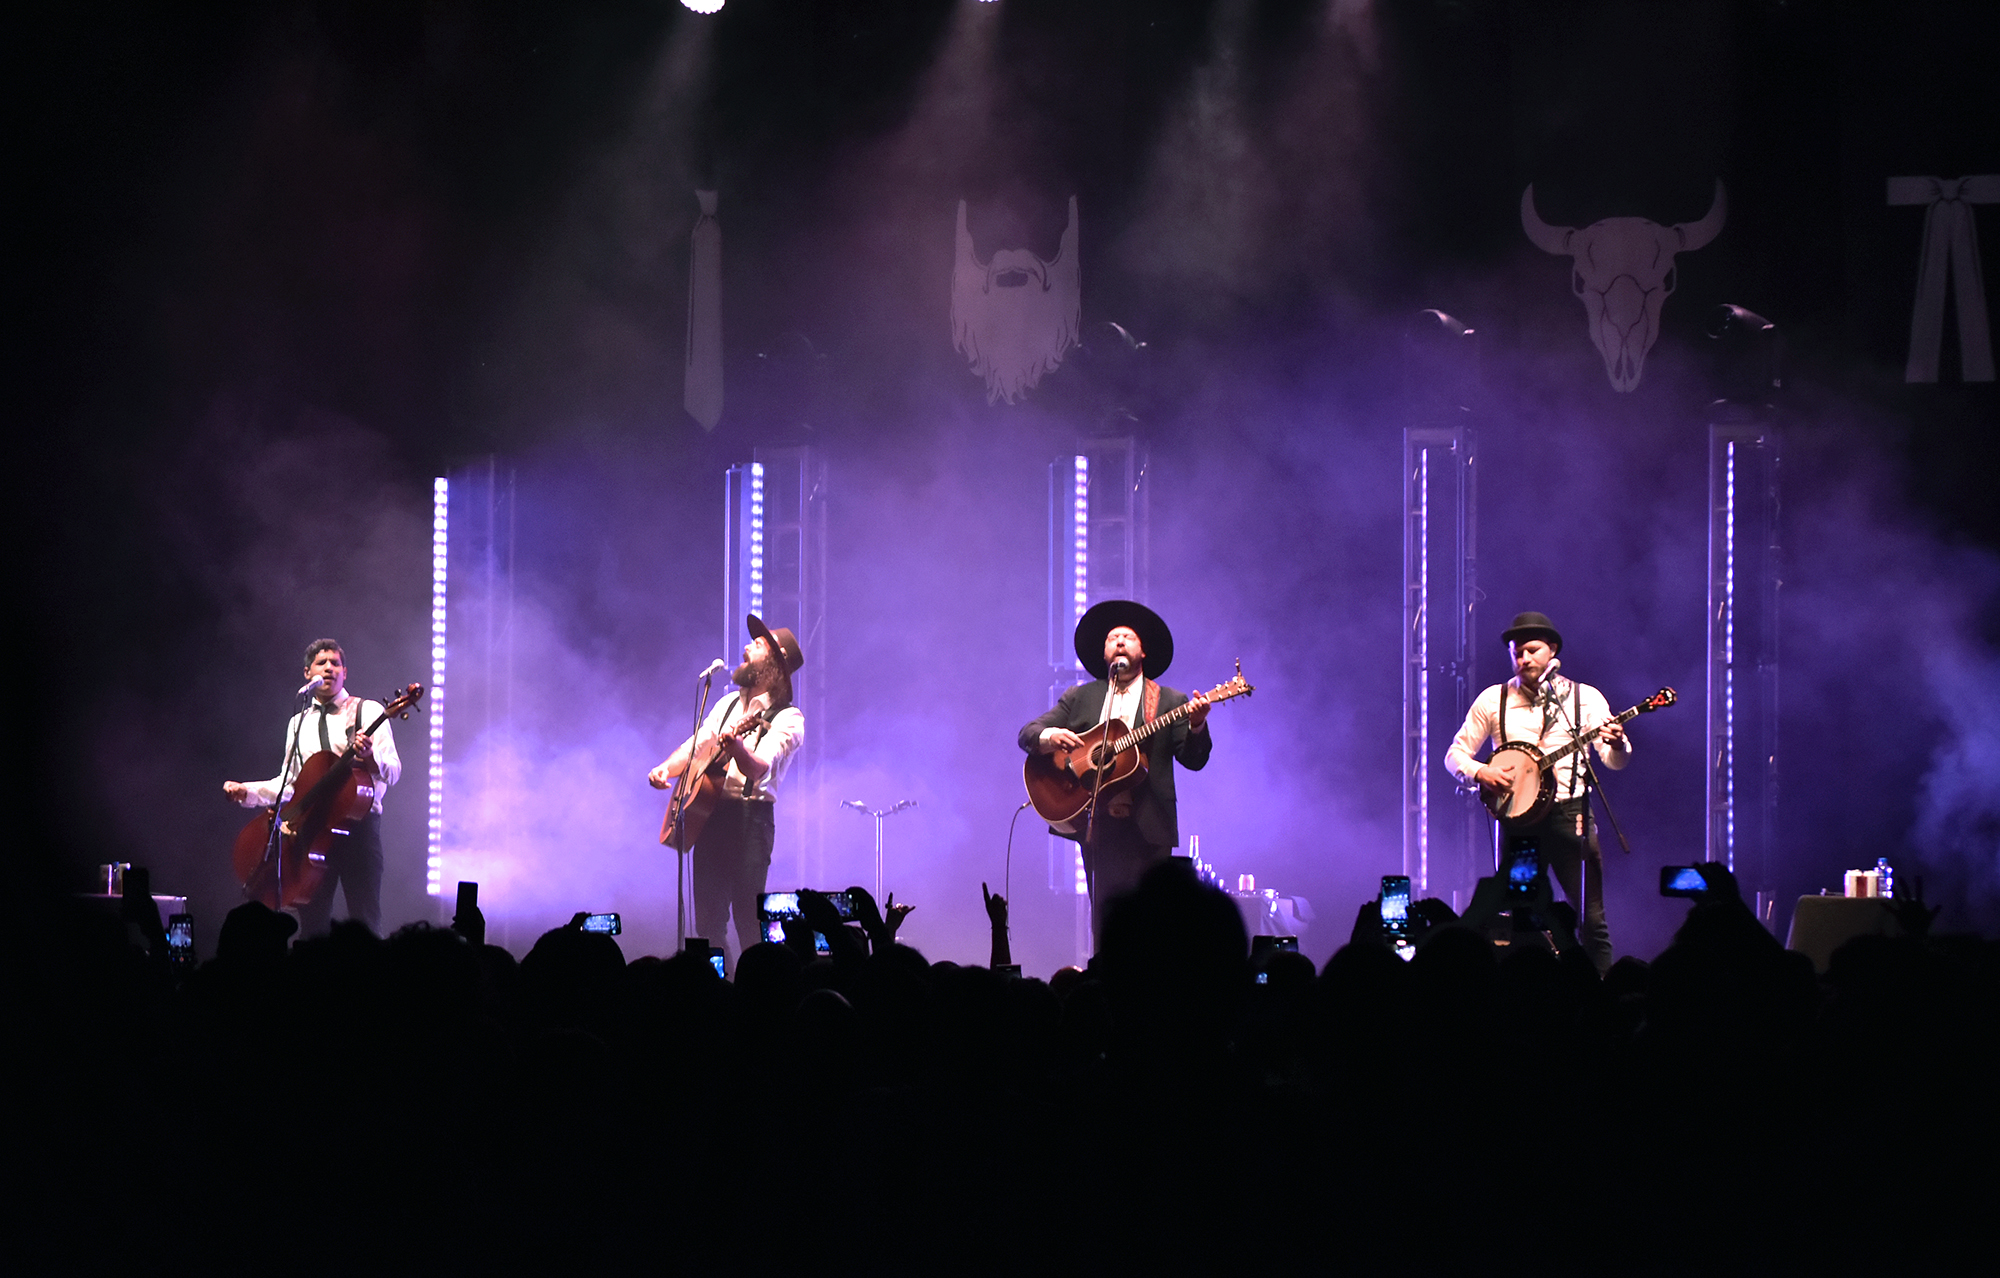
[1477,686,1676,830]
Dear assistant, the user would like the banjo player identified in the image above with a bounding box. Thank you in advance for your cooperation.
[1445,611,1630,976]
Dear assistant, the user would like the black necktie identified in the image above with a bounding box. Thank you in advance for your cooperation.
[316,701,337,752]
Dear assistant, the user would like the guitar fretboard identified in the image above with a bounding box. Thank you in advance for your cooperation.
[1109,681,1250,752]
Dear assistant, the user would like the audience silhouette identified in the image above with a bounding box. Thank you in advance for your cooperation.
[22,860,1992,1270]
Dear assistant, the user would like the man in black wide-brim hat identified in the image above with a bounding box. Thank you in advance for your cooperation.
[1019,600,1213,950]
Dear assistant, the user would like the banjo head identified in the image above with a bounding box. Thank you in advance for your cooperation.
[1488,742,1548,820]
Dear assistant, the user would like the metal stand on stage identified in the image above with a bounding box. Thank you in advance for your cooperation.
[670,667,721,951]
[842,798,916,898]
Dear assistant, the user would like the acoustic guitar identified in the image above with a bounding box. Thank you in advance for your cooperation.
[659,704,777,851]
[1023,664,1254,833]
[1478,686,1676,830]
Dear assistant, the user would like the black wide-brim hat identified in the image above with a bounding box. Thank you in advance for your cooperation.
[747,614,805,699]
[1074,600,1173,680]
[1500,610,1562,652]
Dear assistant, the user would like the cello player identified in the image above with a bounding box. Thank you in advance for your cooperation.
[225,639,401,936]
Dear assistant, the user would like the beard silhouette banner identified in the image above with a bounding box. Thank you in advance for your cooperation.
[951,196,1081,405]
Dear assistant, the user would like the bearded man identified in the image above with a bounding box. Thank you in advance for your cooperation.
[1020,600,1212,950]
[650,615,806,959]
[1445,611,1630,975]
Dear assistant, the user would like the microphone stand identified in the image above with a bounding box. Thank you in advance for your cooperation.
[1546,676,1633,856]
[672,668,720,950]
[254,689,314,916]
[844,799,916,899]
[1080,663,1133,860]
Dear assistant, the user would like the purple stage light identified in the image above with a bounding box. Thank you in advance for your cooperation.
[749,461,765,622]
[1417,447,1431,893]
[1072,455,1089,673]
[1724,441,1737,870]
[429,476,448,896]
[1706,422,1780,905]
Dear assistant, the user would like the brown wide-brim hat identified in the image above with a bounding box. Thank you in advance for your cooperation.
[1500,610,1563,652]
[1074,600,1173,680]
[747,615,805,689]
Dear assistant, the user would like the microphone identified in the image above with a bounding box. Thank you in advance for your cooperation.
[1111,656,1131,677]
[296,677,326,696]
[1539,657,1563,702]
[697,658,729,680]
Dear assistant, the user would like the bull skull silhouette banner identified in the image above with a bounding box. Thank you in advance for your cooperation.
[1522,180,1727,392]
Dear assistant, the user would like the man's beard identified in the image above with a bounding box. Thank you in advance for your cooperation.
[732,655,776,690]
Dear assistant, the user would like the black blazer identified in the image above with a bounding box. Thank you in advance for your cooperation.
[1018,679,1213,849]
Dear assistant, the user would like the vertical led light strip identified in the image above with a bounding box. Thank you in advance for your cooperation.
[428,477,448,896]
[1071,456,1089,658]
[748,462,766,620]
[1072,454,1089,896]
[1722,442,1737,872]
[1416,447,1431,895]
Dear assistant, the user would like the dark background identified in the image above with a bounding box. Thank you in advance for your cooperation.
[16,0,1998,973]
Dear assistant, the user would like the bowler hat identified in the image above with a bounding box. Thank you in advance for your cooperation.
[1500,611,1563,652]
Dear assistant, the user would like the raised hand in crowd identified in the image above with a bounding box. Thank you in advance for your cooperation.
[844,885,914,954]
[798,888,867,966]
[982,881,1011,969]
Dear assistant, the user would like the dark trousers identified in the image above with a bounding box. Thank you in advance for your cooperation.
[1506,797,1611,974]
[1082,816,1169,952]
[694,798,776,958]
[298,810,384,937]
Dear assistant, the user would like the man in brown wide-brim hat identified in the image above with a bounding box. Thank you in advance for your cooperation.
[649,615,806,961]
[1019,600,1214,952]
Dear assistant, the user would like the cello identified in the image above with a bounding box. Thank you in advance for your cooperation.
[232,684,423,910]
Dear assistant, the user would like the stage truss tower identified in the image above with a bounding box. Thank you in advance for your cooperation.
[1705,419,1781,912]
[1401,426,1480,902]
[1046,436,1149,961]
[440,457,517,939]
[726,447,828,890]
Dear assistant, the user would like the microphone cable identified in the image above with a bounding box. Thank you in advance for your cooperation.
[1003,797,1034,902]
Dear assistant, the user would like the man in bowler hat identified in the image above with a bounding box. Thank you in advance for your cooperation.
[1446,611,1630,974]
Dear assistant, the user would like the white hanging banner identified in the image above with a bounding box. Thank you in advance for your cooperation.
[951,196,1081,405]
[1888,175,1999,384]
[685,189,724,431]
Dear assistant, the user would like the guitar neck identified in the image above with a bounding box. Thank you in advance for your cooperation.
[1112,686,1242,752]
[1115,704,1187,752]
[1538,703,1641,768]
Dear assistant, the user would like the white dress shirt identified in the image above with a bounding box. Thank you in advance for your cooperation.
[243,693,402,814]
[1445,676,1630,802]
[664,689,805,802]
[1100,676,1144,732]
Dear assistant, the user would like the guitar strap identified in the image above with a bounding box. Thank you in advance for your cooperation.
[1143,679,1160,726]
[1568,682,1582,803]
